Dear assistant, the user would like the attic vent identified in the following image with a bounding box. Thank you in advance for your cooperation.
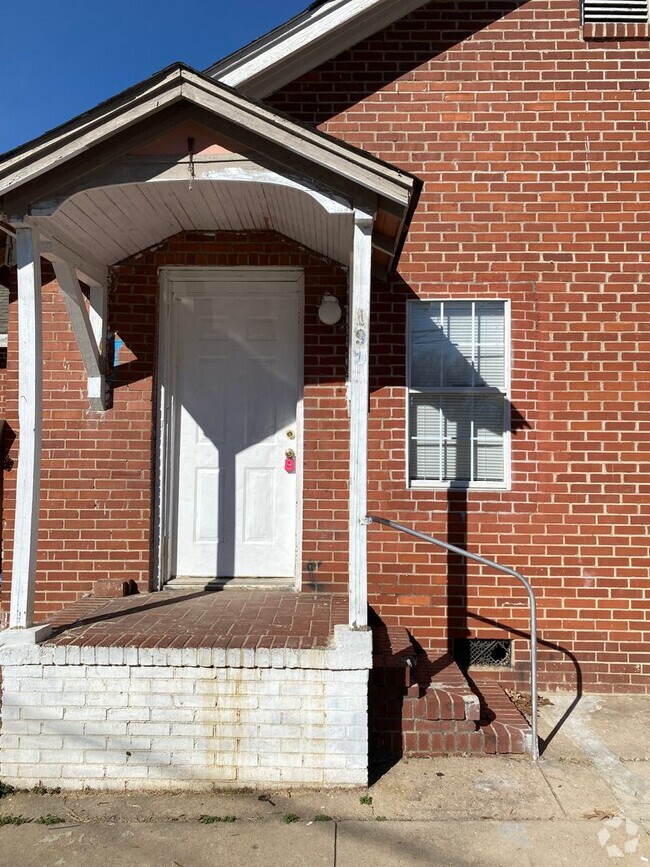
[583,0,648,22]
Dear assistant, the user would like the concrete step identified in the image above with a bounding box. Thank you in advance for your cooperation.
[164,576,295,591]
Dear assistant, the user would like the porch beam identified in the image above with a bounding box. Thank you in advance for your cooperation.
[37,228,107,288]
[348,208,374,630]
[52,260,107,410]
[10,226,43,629]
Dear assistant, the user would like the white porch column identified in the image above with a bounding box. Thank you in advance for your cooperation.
[10,226,43,629]
[348,209,374,630]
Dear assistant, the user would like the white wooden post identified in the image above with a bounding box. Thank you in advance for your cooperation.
[10,226,43,630]
[89,283,108,409]
[348,209,373,630]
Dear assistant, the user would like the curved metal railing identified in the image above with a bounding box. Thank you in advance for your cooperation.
[367,515,539,762]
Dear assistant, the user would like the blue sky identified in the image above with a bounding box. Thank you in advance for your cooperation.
[1,0,308,154]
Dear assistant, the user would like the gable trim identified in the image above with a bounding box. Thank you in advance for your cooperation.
[205,0,428,98]
[0,66,416,214]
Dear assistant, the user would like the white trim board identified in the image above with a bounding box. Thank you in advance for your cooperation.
[0,66,415,210]
[154,267,305,591]
[205,0,428,98]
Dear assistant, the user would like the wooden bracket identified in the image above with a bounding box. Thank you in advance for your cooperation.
[53,260,108,410]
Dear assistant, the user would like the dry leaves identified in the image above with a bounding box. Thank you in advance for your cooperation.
[584,809,619,821]
[505,689,554,717]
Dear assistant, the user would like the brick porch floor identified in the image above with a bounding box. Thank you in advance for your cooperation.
[42,591,348,649]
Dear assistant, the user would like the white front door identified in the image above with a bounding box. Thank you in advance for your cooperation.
[168,271,302,579]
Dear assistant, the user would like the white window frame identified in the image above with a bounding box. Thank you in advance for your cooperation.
[406,299,512,491]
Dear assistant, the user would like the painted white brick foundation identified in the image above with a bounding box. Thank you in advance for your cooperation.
[0,626,371,790]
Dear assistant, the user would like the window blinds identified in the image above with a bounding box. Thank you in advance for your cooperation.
[408,301,507,485]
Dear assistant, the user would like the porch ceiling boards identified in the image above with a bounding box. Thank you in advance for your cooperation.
[30,179,354,271]
[44,592,348,650]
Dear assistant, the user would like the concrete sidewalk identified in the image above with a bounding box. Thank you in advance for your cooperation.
[0,694,648,866]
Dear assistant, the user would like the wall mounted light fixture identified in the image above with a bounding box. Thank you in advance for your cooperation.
[317,293,342,325]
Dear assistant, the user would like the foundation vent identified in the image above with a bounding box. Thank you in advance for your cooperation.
[454,638,512,669]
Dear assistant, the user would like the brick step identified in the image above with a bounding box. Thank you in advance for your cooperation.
[369,624,533,759]
[404,681,533,757]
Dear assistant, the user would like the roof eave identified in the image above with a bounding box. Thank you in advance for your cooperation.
[206,0,428,99]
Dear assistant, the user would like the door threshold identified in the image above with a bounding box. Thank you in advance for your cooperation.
[164,576,295,592]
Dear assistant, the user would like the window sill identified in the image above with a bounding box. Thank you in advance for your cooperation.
[583,22,650,40]
[409,481,510,492]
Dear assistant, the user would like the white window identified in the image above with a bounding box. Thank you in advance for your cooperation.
[407,300,510,489]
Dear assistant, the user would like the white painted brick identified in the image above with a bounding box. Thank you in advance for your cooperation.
[169,723,209,737]
[16,764,62,780]
[254,648,271,667]
[279,767,324,783]
[155,736,196,753]
[79,647,97,665]
[130,692,174,708]
[325,710,366,727]
[21,706,63,720]
[105,736,152,751]
[130,750,172,767]
[2,690,38,706]
[105,763,149,779]
[281,737,324,754]
[211,648,227,667]
[83,721,127,736]
[10,749,40,764]
[280,681,324,697]
[258,724,301,739]
[85,750,132,764]
[18,677,62,693]
[128,722,171,736]
[259,752,303,768]
[246,709,282,725]
[1,647,370,790]
[53,647,70,665]
[258,695,302,711]
[237,766,280,783]
[61,764,106,779]
[25,735,63,750]
[64,707,107,721]
[130,666,158,679]
[4,718,41,734]
[107,708,150,722]
[148,708,196,723]
[211,695,258,710]
[108,648,125,666]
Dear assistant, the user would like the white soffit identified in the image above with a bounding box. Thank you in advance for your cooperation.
[205,0,428,98]
[33,180,355,269]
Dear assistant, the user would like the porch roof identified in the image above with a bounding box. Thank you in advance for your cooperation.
[0,63,420,273]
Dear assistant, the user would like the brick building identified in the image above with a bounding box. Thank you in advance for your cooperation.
[0,0,648,788]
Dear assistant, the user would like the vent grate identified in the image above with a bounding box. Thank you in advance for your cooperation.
[584,0,648,22]
[454,638,512,669]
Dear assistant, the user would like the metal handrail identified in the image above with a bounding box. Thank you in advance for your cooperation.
[367,515,539,762]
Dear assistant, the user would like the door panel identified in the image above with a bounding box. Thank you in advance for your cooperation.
[172,281,300,578]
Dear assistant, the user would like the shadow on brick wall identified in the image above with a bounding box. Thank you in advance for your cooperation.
[269,0,531,125]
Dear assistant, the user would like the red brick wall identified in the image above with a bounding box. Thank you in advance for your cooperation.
[267,0,650,692]
[0,232,348,622]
